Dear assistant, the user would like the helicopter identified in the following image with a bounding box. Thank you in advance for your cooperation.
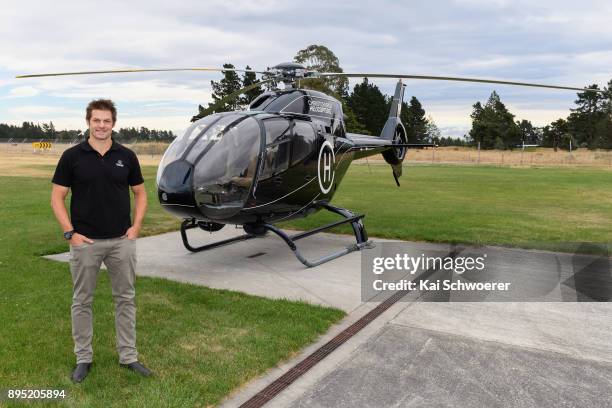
[17,63,604,267]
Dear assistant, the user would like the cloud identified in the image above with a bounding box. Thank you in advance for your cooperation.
[3,86,41,98]
[438,126,470,138]
[1,0,611,133]
[46,80,212,105]
[8,105,81,117]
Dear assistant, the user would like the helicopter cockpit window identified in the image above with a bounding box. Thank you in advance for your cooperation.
[264,119,291,144]
[260,119,291,180]
[185,114,243,164]
[291,121,316,165]
[331,102,346,137]
[333,119,346,138]
[249,93,275,111]
[262,92,304,113]
[192,115,261,216]
[281,97,307,115]
[156,114,221,185]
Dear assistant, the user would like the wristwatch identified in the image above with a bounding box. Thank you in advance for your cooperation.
[63,230,75,240]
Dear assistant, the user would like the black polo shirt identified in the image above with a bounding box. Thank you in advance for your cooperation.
[52,139,144,239]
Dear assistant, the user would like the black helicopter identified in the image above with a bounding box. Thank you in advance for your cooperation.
[17,63,603,266]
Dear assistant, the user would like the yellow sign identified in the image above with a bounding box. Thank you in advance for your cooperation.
[32,142,52,149]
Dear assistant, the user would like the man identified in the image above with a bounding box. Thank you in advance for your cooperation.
[51,99,152,383]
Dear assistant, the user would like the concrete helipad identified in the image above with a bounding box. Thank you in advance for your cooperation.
[45,229,612,407]
[47,227,472,313]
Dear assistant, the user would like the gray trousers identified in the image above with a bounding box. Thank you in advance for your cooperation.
[69,237,138,364]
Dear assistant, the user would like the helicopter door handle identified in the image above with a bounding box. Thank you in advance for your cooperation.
[272,176,283,185]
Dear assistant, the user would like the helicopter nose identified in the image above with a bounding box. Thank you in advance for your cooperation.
[157,160,199,218]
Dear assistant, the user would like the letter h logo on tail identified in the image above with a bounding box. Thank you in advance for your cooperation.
[318,140,335,194]
[323,151,332,182]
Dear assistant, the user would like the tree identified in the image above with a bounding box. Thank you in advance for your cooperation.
[436,136,466,146]
[424,115,442,144]
[468,91,520,149]
[209,63,243,113]
[346,78,388,135]
[401,96,427,143]
[343,104,368,134]
[542,119,568,151]
[42,121,56,139]
[294,44,348,98]
[516,119,540,145]
[240,65,263,106]
[567,84,607,148]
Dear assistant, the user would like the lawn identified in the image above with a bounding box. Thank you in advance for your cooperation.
[0,166,345,407]
[1,161,610,406]
[281,163,612,254]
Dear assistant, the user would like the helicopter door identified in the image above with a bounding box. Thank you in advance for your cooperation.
[291,120,317,173]
[260,119,291,180]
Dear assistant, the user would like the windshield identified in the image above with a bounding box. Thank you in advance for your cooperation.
[192,115,261,219]
[156,114,223,185]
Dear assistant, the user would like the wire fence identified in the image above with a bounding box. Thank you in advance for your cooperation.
[364,146,612,167]
[0,138,168,157]
[3,139,612,167]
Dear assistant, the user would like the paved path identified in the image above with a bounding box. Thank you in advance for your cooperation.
[45,228,612,407]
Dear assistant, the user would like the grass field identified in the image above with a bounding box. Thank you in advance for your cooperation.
[281,163,612,255]
[1,157,611,406]
[0,167,345,407]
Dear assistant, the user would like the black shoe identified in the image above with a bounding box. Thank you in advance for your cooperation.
[71,362,92,383]
[120,361,153,377]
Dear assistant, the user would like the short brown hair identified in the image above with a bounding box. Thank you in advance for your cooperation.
[86,99,117,123]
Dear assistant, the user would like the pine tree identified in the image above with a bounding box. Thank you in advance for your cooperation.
[567,84,606,148]
[209,63,243,113]
[401,96,427,143]
[346,78,388,135]
[343,104,368,134]
[241,65,263,106]
[516,120,540,145]
[542,119,568,151]
[468,91,519,149]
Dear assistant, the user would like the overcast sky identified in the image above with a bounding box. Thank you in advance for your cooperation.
[1,0,611,138]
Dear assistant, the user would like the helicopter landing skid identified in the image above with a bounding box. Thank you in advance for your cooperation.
[180,219,256,252]
[261,203,375,268]
[179,204,375,267]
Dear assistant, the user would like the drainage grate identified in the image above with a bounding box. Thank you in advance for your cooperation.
[238,247,461,408]
[239,289,408,408]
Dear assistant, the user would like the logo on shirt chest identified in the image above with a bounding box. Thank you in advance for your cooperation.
[115,160,124,167]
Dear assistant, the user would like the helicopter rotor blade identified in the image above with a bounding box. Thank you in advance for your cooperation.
[316,72,605,93]
[16,67,268,79]
[193,78,274,121]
